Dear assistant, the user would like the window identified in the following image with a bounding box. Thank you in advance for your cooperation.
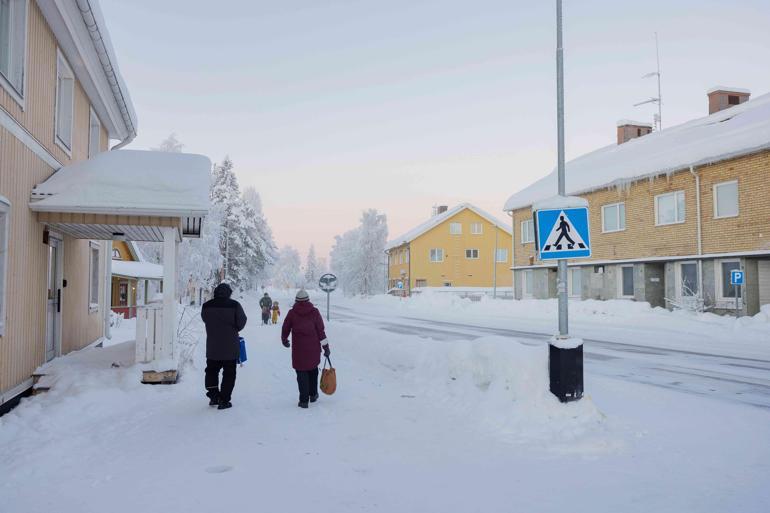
[55,50,75,153]
[522,270,534,298]
[0,196,9,335]
[415,279,427,288]
[0,0,27,102]
[470,223,483,235]
[619,265,634,298]
[713,180,738,218]
[655,191,685,225]
[569,268,582,298]
[679,262,699,297]
[88,108,101,158]
[728,95,739,105]
[465,249,479,259]
[601,202,626,232]
[718,260,742,300]
[495,248,508,263]
[89,242,100,311]
[449,223,462,235]
[112,248,121,260]
[429,248,444,263]
[521,219,534,244]
[405,250,409,264]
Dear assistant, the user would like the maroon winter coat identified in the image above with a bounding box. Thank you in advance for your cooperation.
[281,301,327,371]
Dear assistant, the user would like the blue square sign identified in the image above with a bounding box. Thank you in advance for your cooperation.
[730,270,744,286]
[535,207,591,260]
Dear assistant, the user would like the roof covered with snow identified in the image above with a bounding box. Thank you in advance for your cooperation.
[112,260,163,280]
[504,92,770,212]
[30,150,211,217]
[386,203,512,251]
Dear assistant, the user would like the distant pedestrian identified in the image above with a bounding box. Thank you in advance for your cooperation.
[201,283,247,410]
[271,301,281,325]
[259,293,273,325]
[281,289,331,408]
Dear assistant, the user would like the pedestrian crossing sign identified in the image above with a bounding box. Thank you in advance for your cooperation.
[535,207,591,260]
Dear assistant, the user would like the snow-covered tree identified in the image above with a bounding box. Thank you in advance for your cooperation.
[242,186,278,284]
[272,246,303,290]
[330,209,388,296]
[304,245,320,288]
[152,132,184,153]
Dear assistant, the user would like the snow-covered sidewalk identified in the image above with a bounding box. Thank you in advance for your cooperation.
[1,292,768,512]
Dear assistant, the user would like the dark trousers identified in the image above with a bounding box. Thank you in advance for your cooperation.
[205,359,237,402]
[295,368,319,403]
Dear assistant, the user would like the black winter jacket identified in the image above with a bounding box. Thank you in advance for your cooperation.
[201,297,247,360]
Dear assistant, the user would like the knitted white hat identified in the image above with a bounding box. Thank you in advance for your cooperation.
[295,289,310,302]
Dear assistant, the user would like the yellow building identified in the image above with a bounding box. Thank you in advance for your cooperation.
[110,241,162,319]
[387,204,513,296]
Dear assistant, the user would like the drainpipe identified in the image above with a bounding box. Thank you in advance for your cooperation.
[689,165,704,301]
[407,243,411,297]
[76,0,137,149]
[103,241,112,339]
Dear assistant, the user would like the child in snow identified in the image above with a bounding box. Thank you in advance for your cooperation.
[261,305,270,325]
[271,302,281,325]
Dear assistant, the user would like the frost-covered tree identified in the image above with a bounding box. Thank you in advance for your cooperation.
[272,246,303,290]
[242,186,278,284]
[210,158,275,289]
[330,209,388,296]
[304,245,319,288]
[152,132,184,153]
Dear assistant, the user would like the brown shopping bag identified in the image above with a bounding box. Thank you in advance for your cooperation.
[320,356,336,395]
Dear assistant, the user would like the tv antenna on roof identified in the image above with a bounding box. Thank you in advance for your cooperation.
[634,32,662,130]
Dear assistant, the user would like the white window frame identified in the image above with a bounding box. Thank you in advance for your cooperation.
[470,222,483,235]
[88,241,100,312]
[0,0,29,108]
[713,180,739,219]
[618,264,635,298]
[88,106,101,158]
[449,222,462,235]
[568,267,582,298]
[0,195,10,336]
[54,48,75,156]
[495,248,508,263]
[465,248,479,260]
[676,260,700,299]
[654,190,685,226]
[715,259,743,308]
[520,219,534,244]
[405,249,409,264]
[601,202,626,233]
[429,248,444,263]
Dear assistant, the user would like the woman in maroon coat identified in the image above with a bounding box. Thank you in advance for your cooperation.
[281,289,331,408]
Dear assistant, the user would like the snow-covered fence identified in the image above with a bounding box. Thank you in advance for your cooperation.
[176,306,204,369]
[135,305,166,363]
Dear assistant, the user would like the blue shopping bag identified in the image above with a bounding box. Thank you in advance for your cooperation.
[238,337,248,364]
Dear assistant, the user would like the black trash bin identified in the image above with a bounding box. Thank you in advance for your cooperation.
[549,343,583,402]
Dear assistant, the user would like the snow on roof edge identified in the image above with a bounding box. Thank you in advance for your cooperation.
[707,85,751,95]
[504,91,770,212]
[385,203,512,251]
[616,119,652,127]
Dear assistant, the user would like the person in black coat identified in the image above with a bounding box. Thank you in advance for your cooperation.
[201,283,247,410]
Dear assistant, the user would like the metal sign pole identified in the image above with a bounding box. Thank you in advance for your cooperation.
[327,291,330,322]
[556,0,568,338]
[735,284,739,318]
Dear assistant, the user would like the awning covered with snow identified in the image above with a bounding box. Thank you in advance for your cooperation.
[29,150,211,241]
[111,260,163,280]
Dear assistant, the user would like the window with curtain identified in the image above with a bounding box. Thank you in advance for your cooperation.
[655,191,685,225]
[0,0,27,99]
[714,181,739,218]
[429,248,444,262]
[602,202,626,232]
[521,219,534,243]
[495,248,508,263]
[449,223,462,235]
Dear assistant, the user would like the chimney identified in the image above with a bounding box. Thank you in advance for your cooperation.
[432,205,448,217]
[707,86,750,114]
[616,120,653,145]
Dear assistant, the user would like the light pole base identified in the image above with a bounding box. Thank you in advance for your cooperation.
[548,337,583,403]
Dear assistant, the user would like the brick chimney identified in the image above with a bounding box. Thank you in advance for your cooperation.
[616,120,652,145]
[707,86,750,114]
[432,205,448,217]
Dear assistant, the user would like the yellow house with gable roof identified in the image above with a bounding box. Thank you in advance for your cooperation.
[386,204,513,296]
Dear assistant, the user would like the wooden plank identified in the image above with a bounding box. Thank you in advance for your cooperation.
[141,369,178,385]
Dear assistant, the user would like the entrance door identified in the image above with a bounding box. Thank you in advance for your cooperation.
[45,238,63,362]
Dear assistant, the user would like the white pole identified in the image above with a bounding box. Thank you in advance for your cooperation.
[161,226,178,362]
[655,32,662,130]
[556,0,568,337]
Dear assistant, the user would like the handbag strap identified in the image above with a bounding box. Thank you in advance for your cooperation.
[323,356,332,369]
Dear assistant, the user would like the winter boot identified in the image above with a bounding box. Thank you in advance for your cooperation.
[218,400,233,410]
[309,394,319,403]
[298,401,309,409]
[206,390,220,406]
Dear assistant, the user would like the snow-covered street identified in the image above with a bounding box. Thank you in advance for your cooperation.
[1,291,769,512]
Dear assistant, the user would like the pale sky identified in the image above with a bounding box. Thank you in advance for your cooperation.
[100,0,770,260]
